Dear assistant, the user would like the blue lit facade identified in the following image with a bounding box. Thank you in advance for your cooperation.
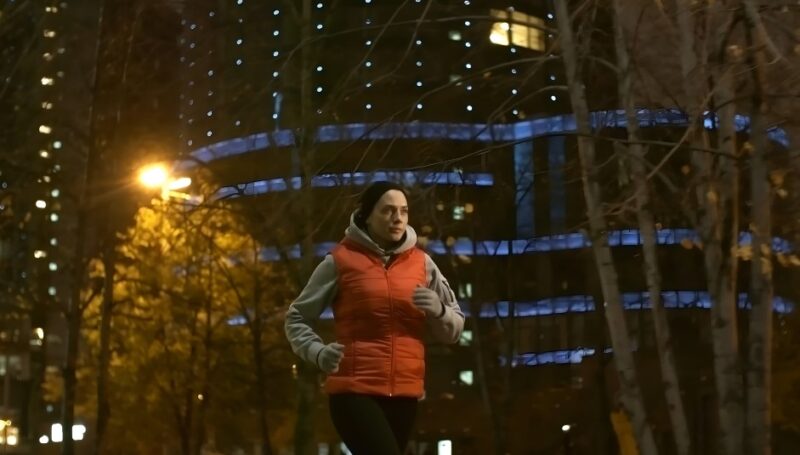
[180,2,796,454]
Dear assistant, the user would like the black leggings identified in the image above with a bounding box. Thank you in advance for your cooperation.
[329,393,418,455]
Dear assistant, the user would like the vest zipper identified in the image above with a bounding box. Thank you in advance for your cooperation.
[385,265,395,397]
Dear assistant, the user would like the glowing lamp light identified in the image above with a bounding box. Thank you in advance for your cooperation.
[167,177,192,190]
[138,164,169,188]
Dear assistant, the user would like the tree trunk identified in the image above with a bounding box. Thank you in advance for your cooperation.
[294,0,319,452]
[553,3,658,454]
[61,286,83,455]
[610,3,691,454]
[743,15,773,455]
[469,300,501,453]
[675,3,744,453]
[252,312,275,455]
[194,296,214,455]
[95,246,115,455]
[63,0,111,451]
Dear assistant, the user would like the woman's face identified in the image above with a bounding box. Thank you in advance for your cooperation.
[365,190,409,248]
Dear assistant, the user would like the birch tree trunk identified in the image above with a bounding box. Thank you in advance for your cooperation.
[611,3,691,454]
[743,8,774,453]
[674,3,744,453]
[293,0,320,452]
[554,3,658,454]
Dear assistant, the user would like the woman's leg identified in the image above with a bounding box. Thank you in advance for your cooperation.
[329,394,419,454]
[376,396,418,452]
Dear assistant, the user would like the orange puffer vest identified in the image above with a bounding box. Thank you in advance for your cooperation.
[326,238,427,398]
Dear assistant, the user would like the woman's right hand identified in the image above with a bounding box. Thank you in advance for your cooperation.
[317,342,345,373]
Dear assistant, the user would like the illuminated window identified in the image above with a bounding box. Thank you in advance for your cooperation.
[459,330,473,346]
[458,370,474,385]
[458,283,473,299]
[489,9,544,51]
[43,30,56,38]
[0,420,19,446]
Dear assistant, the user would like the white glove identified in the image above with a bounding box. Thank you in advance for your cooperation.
[316,342,345,373]
[413,287,444,318]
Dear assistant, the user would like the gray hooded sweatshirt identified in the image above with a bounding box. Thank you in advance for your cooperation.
[284,212,465,368]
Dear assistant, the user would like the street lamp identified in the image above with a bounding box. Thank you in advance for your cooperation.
[137,163,169,188]
[136,163,196,202]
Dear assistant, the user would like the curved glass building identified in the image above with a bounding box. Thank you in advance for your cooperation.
[177,2,798,454]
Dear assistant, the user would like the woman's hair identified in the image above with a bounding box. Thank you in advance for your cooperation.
[354,181,408,228]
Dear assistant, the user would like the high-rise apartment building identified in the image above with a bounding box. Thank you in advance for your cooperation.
[0,0,101,450]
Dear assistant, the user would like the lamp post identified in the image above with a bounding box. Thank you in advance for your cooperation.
[561,424,572,455]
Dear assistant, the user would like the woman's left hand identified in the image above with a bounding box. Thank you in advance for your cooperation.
[413,287,444,318]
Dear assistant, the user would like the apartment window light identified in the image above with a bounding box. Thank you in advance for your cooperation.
[488,9,545,51]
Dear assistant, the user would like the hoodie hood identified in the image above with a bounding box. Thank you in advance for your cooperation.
[345,210,418,257]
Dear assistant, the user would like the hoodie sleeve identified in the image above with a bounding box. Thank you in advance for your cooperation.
[424,254,465,344]
[284,255,339,366]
